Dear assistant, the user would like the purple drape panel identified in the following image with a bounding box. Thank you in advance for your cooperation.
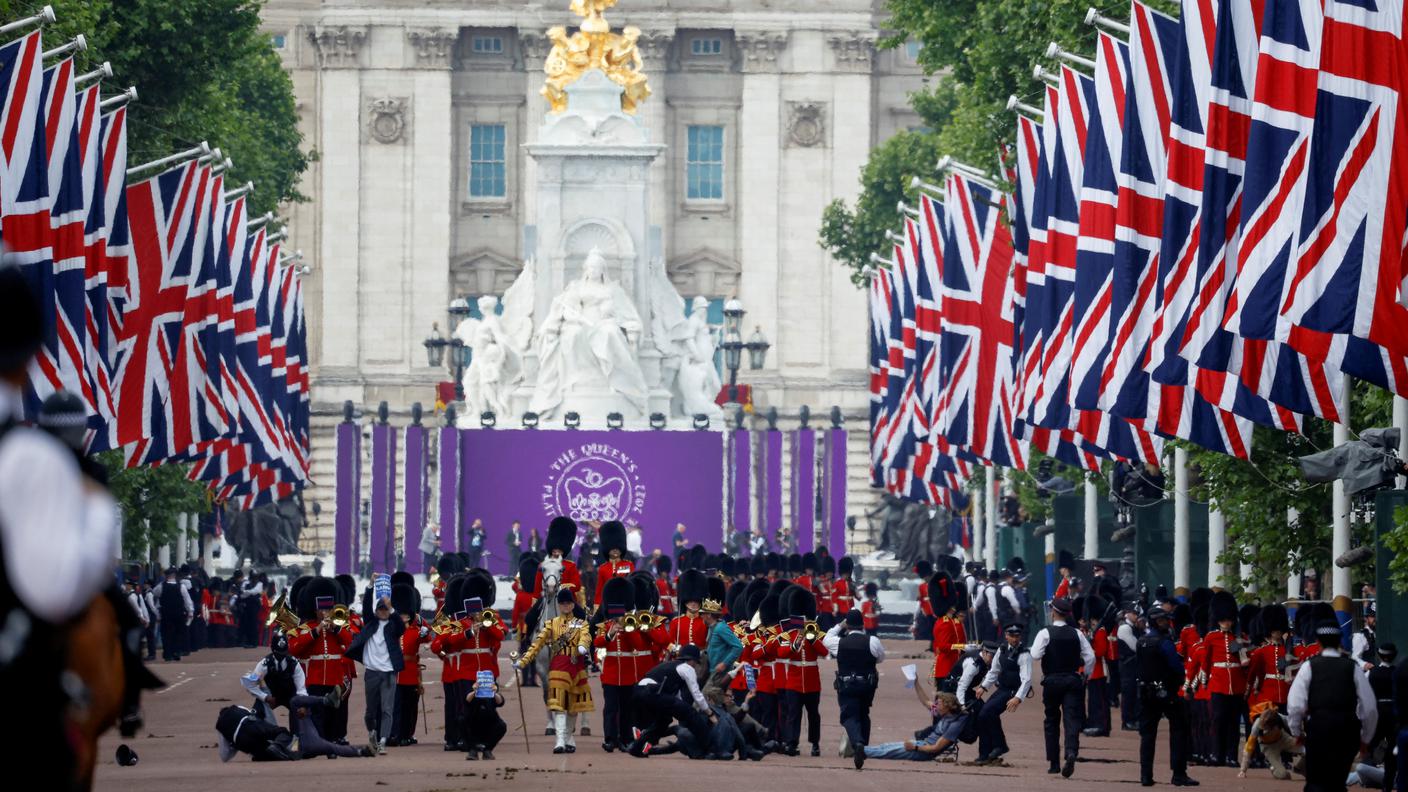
[438,425,459,554]
[791,429,816,552]
[403,424,427,573]
[334,422,360,575]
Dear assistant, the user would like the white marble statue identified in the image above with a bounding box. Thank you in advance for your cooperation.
[454,295,523,421]
[675,295,724,419]
[529,247,649,416]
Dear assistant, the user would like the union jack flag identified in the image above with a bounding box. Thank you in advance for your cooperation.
[868,265,892,485]
[75,84,119,447]
[1101,1,1255,458]
[1224,0,1408,396]
[938,172,1027,469]
[1175,0,1350,423]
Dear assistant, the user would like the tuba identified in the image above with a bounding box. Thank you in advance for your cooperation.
[265,593,306,635]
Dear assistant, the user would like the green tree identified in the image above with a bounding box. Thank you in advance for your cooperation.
[100,451,210,560]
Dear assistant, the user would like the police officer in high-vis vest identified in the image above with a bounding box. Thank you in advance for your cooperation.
[824,609,885,770]
[1030,596,1095,778]
[1288,618,1377,792]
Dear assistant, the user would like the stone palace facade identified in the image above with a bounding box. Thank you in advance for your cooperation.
[259,0,929,553]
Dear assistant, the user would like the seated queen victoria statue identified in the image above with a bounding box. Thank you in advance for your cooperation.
[529,247,650,417]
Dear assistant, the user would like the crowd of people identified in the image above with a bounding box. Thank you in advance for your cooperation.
[121,563,279,661]
[207,509,1399,792]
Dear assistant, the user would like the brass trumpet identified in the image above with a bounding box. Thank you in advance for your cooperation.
[430,608,463,636]
[476,609,500,629]
[621,612,641,633]
[801,621,822,642]
[326,604,351,629]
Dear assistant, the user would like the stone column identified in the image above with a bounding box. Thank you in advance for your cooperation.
[405,28,456,382]
[519,30,552,234]
[309,26,369,377]
[637,31,674,255]
[736,31,788,375]
[823,33,876,373]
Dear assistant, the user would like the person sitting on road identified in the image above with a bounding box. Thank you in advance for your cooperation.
[863,689,966,762]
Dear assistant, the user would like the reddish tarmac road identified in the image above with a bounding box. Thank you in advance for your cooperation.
[96,642,1291,791]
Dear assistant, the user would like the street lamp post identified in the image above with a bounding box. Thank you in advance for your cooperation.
[718,298,771,405]
[424,298,474,402]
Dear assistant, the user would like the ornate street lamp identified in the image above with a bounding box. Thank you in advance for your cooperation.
[718,298,770,404]
[424,297,475,402]
[423,322,446,368]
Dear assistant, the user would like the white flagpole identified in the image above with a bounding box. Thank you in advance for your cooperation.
[100,86,137,110]
[41,33,84,61]
[1173,447,1190,596]
[0,5,55,37]
[127,140,209,179]
[75,61,111,88]
[1084,7,1132,35]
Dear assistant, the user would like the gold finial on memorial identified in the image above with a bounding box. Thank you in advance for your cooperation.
[542,0,652,115]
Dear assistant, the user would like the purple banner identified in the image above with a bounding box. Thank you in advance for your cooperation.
[438,425,459,554]
[334,422,360,575]
[762,430,783,546]
[791,429,816,552]
[403,424,427,573]
[370,424,398,574]
[459,429,725,574]
[730,429,750,538]
[823,428,848,559]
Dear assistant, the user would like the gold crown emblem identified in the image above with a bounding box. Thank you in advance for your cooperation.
[700,598,723,614]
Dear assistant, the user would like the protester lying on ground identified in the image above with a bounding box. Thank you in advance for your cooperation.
[863,690,966,761]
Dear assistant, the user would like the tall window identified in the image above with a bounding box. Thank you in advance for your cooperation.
[691,37,723,56]
[469,124,506,198]
[472,35,503,54]
[686,125,725,201]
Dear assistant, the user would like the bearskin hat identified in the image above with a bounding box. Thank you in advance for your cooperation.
[547,516,577,556]
[1188,587,1214,614]
[1008,557,1027,575]
[1172,603,1193,631]
[768,578,795,600]
[940,555,964,580]
[706,574,727,608]
[750,554,768,577]
[334,574,357,606]
[744,589,768,624]
[914,559,934,578]
[720,555,738,578]
[678,569,708,606]
[1058,549,1076,571]
[863,581,879,599]
[688,545,708,572]
[782,586,817,621]
[1210,590,1239,624]
[598,520,628,562]
[928,571,959,615]
[801,552,818,573]
[1261,604,1290,634]
[758,593,782,627]
[1192,605,1211,637]
[630,572,659,612]
[288,576,311,615]
[390,571,415,588]
[726,581,748,620]
[654,554,673,575]
[437,553,464,578]
[463,568,496,610]
[837,556,855,578]
[820,555,836,577]
[600,576,634,617]
[518,556,541,595]
[1239,604,1262,638]
[391,583,420,616]
[297,577,341,621]
[765,552,782,573]
[787,553,803,575]
[444,574,469,616]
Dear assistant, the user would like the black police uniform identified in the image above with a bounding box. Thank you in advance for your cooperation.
[1137,627,1192,785]
[834,629,879,754]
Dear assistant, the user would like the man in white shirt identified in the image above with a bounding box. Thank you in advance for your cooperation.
[1116,607,1142,730]
[976,623,1033,764]
[626,523,644,557]
[1287,621,1377,792]
[346,593,405,754]
[1030,597,1096,777]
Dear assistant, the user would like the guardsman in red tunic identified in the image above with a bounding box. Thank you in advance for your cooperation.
[741,590,782,739]
[593,577,647,752]
[669,569,709,651]
[776,587,829,757]
[929,571,966,683]
[288,577,354,741]
[1077,595,1113,737]
[815,556,836,628]
[794,552,818,597]
[432,553,464,611]
[594,521,636,609]
[511,556,541,686]
[430,575,473,750]
[534,517,585,609]
[1247,605,1292,709]
[653,556,677,616]
[860,581,880,635]
[389,583,429,746]
[832,557,856,618]
[913,560,936,640]
[1201,591,1248,766]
